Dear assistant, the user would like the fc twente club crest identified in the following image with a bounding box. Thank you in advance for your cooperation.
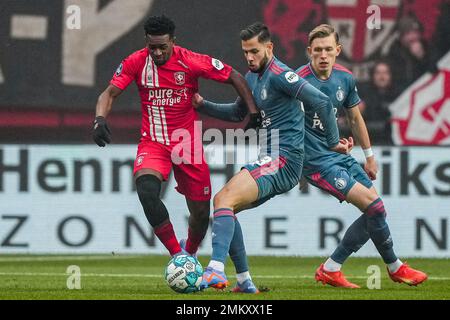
[174,72,185,85]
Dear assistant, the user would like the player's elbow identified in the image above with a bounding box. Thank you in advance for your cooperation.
[347,115,357,128]
[319,92,333,109]
[104,84,123,100]
[226,69,243,85]
[313,93,331,112]
[346,111,362,129]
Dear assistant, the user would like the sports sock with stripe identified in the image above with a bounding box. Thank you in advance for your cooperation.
[330,213,370,264]
[210,208,236,266]
[229,219,250,276]
[365,198,398,264]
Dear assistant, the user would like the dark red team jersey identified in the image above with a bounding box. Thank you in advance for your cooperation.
[110,46,232,146]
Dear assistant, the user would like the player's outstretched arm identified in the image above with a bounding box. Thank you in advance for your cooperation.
[95,84,122,118]
[298,82,341,151]
[193,93,247,122]
[93,84,123,147]
[345,106,378,179]
[271,71,346,153]
[226,69,262,129]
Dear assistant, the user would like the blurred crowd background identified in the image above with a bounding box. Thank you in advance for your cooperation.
[0,0,449,146]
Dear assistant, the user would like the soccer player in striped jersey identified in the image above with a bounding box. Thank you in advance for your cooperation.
[297,24,427,288]
[93,15,261,258]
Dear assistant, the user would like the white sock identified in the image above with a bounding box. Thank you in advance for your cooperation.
[387,259,403,273]
[208,260,225,272]
[236,271,251,284]
[323,258,342,272]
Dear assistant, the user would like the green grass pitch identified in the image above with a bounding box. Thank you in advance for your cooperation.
[0,255,449,300]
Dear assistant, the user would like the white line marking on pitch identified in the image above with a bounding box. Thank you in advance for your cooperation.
[0,272,448,281]
[0,256,141,262]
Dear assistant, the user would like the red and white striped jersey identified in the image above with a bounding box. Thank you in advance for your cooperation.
[110,46,232,145]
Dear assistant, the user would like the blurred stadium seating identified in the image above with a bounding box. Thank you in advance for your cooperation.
[0,0,448,145]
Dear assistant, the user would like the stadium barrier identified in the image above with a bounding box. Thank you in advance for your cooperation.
[0,144,449,257]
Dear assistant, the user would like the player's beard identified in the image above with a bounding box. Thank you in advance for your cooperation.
[153,56,167,66]
[152,51,172,66]
[250,53,270,74]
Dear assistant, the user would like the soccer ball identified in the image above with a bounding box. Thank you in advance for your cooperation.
[165,254,203,293]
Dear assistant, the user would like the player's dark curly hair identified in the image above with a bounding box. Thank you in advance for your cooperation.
[240,22,271,43]
[144,15,176,38]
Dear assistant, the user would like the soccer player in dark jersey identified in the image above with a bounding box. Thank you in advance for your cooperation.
[92,15,261,258]
[296,24,427,288]
[194,22,350,293]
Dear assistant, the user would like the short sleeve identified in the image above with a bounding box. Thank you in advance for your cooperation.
[110,55,138,90]
[188,52,232,82]
[344,76,361,108]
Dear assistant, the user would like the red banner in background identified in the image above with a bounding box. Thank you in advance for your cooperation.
[263,0,324,60]
[264,0,444,78]
[264,0,449,145]
[390,52,450,145]
[0,0,448,145]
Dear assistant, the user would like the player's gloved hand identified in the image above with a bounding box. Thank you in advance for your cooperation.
[245,112,262,131]
[92,116,111,147]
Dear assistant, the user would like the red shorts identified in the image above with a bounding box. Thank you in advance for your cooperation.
[133,139,211,201]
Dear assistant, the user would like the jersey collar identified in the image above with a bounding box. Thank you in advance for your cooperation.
[308,62,334,82]
[259,57,276,78]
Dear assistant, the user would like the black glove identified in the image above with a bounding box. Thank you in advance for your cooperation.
[245,112,262,131]
[92,116,111,147]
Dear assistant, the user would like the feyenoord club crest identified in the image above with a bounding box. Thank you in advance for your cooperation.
[261,87,268,100]
[336,87,345,101]
[335,177,347,190]
[174,72,185,85]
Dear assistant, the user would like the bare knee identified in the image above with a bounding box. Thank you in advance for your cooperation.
[212,192,224,208]
[347,183,380,211]
[213,187,234,210]
[366,188,380,205]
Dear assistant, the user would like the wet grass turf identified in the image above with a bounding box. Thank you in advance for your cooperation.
[0,255,448,300]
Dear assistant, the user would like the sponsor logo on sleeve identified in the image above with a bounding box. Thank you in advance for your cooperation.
[115,63,123,76]
[285,71,299,83]
[212,58,224,71]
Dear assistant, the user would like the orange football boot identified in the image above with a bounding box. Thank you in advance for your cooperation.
[315,263,360,288]
[232,279,260,294]
[200,267,230,290]
[388,263,428,286]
